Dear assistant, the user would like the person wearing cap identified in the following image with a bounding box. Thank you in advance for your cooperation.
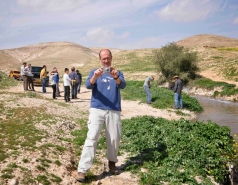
[173,75,183,109]
[143,75,154,104]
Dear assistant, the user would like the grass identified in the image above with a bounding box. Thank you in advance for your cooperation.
[217,47,238,52]
[121,80,203,112]
[0,71,18,89]
[192,78,238,97]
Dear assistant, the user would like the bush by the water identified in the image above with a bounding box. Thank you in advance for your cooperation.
[121,116,238,184]
[121,80,203,112]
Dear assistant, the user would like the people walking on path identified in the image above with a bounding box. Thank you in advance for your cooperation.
[40,65,47,93]
[20,62,28,91]
[173,75,183,109]
[143,75,154,104]
[76,49,126,183]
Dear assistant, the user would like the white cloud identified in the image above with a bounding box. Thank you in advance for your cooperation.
[85,28,115,44]
[156,0,222,22]
[233,17,238,24]
[17,0,91,12]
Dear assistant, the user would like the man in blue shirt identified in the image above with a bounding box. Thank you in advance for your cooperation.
[77,49,126,182]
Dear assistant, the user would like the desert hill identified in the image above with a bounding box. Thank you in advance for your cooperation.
[0,42,98,73]
[176,34,238,47]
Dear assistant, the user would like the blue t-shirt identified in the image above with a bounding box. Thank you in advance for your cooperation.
[85,69,126,111]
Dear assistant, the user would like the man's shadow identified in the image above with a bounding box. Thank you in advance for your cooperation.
[87,142,168,183]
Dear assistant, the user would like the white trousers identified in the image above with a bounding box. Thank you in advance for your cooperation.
[78,108,122,173]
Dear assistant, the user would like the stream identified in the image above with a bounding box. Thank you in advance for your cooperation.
[193,95,238,136]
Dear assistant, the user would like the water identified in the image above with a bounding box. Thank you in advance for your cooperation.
[193,95,238,136]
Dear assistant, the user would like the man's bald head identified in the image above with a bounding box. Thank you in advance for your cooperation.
[99,49,112,59]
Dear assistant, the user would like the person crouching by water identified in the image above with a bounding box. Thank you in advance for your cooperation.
[143,75,154,104]
[76,49,126,182]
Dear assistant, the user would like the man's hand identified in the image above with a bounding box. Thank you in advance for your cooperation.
[90,68,103,84]
[110,66,119,79]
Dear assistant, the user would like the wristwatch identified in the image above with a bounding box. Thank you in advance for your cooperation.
[114,76,119,80]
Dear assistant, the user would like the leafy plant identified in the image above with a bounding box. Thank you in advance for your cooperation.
[121,116,237,184]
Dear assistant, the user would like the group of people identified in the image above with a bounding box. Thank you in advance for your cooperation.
[143,75,183,109]
[49,66,82,101]
[20,62,35,91]
[62,67,82,102]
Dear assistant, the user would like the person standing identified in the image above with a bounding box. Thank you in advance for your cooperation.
[173,75,183,109]
[63,68,72,102]
[76,49,126,182]
[49,69,57,99]
[143,75,154,104]
[76,70,82,94]
[40,65,47,93]
[20,62,28,91]
[69,67,78,99]
[54,67,61,97]
[27,64,35,91]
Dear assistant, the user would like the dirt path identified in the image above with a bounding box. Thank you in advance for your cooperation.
[9,83,195,121]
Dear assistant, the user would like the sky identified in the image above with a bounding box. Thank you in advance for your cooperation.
[0,0,238,50]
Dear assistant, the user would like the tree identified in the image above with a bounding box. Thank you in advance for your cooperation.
[153,43,199,85]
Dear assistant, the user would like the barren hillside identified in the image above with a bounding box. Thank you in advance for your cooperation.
[176,34,238,47]
[0,42,98,74]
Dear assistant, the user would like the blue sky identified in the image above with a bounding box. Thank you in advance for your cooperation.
[0,0,238,50]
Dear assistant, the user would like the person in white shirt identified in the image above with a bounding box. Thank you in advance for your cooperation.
[27,64,35,91]
[20,62,28,91]
[50,69,58,99]
[63,68,72,102]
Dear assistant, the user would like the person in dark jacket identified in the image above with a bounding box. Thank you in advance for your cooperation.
[173,75,183,109]
[76,70,82,93]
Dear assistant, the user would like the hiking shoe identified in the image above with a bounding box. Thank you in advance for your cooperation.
[108,161,119,175]
[76,172,85,182]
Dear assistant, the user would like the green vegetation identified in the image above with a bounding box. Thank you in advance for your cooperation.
[153,43,199,84]
[192,78,238,97]
[0,71,18,89]
[113,51,155,72]
[121,80,203,112]
[217,47,238,52]
[121,116,238,184]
